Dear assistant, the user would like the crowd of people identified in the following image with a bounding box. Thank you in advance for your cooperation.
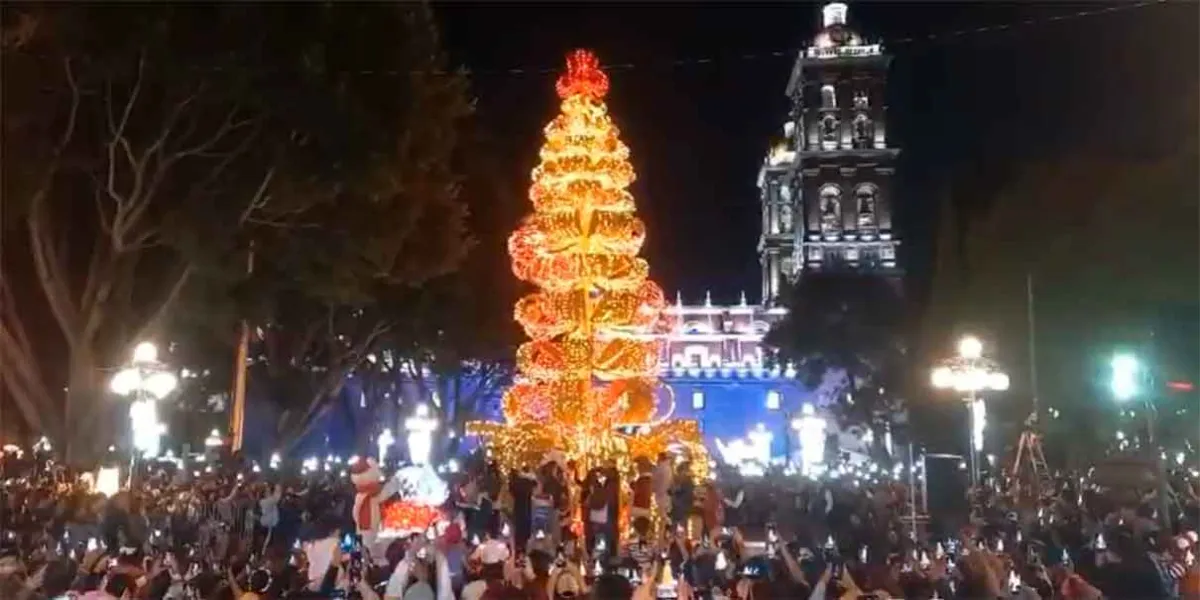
[2,445,1199,600]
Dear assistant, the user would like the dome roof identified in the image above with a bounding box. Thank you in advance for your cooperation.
[813,2,864,49]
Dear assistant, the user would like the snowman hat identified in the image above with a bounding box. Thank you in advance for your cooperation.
[350,458,383,487]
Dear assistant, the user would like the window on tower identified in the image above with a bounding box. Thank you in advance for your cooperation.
[821,115,839,149]
[768,182,780,234]
[854,90,869,109]
[820,84,837,109]
[852,114,873,149]
[692,391,705,410]
[819,185,842,233]
[855,184,878,229]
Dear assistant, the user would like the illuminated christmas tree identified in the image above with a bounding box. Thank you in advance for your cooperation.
[469,50,705,478]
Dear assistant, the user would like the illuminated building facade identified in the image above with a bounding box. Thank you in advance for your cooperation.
[667,2,895,468]
[302,4,898,469]
[765,0,901,302]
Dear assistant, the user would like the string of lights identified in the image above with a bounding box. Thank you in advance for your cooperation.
[554,0,1169,75]
[13,1,1167,78]
[472,0,1170,77]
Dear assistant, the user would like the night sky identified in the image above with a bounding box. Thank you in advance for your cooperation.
[434,1,1197,306]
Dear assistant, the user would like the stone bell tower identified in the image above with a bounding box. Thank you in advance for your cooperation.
[760,1,901,299]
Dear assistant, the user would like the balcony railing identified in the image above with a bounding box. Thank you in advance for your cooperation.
[805,44,882,60]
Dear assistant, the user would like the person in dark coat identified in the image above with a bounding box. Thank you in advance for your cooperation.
[100,492,133,550]
[582,468,607,554]
[510,465,537,550]
[669,462,694,530]
[602,464,621,551]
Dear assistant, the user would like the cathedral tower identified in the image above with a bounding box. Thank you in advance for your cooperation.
[759,1,900,304]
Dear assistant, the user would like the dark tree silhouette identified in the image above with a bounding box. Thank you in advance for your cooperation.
[0,3,472,460]
[921,86,1200,465]
[765,272,907,456]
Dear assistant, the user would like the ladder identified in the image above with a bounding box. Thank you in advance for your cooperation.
[1009,413,1052,502]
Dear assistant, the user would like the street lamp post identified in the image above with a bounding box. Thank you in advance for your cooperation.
[1110,353,1172,529]
[930,335,1009,491]
[110,342,178,484]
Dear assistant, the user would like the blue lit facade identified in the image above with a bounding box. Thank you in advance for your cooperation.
[654,294,835,466]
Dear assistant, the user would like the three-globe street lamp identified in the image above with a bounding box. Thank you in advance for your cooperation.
[110,342,178,481]
[930,335,1009,490]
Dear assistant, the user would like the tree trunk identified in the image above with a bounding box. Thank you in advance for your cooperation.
[64,347,103,465]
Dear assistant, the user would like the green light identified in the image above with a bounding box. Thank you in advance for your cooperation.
[1110,353,1140,401]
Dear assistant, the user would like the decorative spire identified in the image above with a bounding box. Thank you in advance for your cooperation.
[739,291,748,306]
[675,291,683,306]
[704,291,712,307]
[822,2,849,28]
[555,49,609,100]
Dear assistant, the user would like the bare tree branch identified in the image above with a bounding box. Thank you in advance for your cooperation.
[172,105,253,159]
[103,53,149,249]
[237,167,277,226]
[184,120,263,204]
[128,264,195,346]
[78,242,116,345]
[26,60,84,348]
[106,51,145,151]
[282,318,393,448]
[141,84,203,163]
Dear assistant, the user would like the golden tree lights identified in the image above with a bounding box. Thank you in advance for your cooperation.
[469,49,706,479]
